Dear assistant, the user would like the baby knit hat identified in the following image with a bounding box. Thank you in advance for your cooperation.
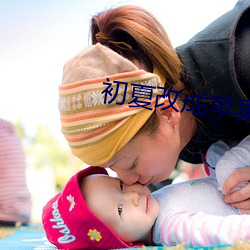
[42,166,142,249]
[59,43,164,166]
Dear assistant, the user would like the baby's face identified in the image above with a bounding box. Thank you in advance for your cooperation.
[84,175,160,244]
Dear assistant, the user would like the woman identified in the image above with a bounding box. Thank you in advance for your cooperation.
[59,1,250,211]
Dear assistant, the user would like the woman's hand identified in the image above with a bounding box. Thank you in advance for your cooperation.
[223,166,250,214]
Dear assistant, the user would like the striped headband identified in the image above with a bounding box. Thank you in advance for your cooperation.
[59,43,164,165]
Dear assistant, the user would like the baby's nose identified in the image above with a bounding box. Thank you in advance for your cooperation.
[126,191,140,206]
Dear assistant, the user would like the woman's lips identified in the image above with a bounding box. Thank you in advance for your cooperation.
[143,177,154,186]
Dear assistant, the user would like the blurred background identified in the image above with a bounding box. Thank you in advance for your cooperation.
[0,0,238,224]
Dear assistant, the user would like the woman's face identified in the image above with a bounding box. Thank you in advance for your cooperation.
[100,109,182,185]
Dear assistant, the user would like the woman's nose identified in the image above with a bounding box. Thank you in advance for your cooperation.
[112,168,139,185]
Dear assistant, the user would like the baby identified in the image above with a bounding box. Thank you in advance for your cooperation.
[42,135,250,249]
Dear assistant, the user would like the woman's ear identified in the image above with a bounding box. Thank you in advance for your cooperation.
[155,98,181,126]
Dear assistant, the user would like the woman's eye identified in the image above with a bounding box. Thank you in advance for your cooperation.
[120,180,124,191]
[118,204,123,216]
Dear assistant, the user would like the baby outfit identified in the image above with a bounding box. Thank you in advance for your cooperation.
[152,135,250,246]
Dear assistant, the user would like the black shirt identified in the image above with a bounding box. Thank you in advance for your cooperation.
[176,0,250,163]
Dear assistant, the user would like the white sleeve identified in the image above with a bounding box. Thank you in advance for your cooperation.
[159,210,250,247]
[205,139,231,178]
[215,135,250,192]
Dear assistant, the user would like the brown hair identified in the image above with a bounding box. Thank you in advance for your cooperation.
[90,5,189,136]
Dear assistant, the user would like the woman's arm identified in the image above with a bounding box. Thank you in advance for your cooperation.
[215,135,250,213]
[223,166,250,213]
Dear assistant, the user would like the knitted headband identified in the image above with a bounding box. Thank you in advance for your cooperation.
[59,43,164,165]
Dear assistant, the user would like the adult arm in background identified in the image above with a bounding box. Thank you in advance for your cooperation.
[0,119,31,224]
